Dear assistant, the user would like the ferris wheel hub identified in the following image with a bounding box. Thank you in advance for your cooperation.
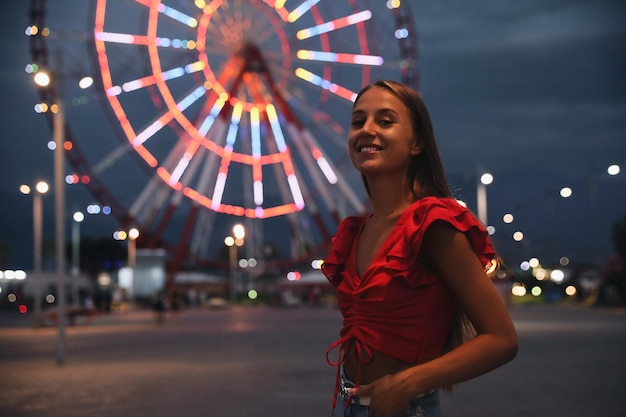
[238,43,270,74]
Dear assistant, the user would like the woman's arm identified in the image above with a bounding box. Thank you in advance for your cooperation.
[353,221,518,417]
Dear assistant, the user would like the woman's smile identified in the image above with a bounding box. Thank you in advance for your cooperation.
[358,145,384,153]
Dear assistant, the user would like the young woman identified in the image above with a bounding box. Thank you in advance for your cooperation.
[322,80,518,417]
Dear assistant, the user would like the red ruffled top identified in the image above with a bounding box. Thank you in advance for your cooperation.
[322,197,495,404]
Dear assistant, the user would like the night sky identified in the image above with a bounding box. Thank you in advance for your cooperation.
[0,1,624,272]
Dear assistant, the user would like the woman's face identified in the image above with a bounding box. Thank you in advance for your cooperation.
[348,86,421,178]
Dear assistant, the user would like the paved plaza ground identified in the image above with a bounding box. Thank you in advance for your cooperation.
[0,303,625,417]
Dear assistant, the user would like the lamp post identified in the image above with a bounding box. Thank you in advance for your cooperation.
[53,93,67,365]
[34,56,68,365]
[225,224,245,305]
[32,45,94,363]
[20,181,49,327]
[477,172,494,226]
[72,211,84,307]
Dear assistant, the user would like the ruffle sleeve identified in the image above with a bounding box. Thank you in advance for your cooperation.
[321,216,364,286]
[384,197,495,285]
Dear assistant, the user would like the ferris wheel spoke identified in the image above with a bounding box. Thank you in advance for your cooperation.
[142,189,177,243]
[284,124,339,214]
[130,82,209,157]
[296,50,383,66]
[209,105,243,208]
[295,9,372,40]
[288,157,334,243]
[261,142,306,254]
[189,207,217,258]
[184,119,230,209]
[129,175,168,223]
[282,88,346,144]
[293,68,357,102]
[174,145,211,208]
[131,111,175,148]
[246,80,307,213]
[90,142,134,176]
[162,91,231,188]
[266,114,305,210]
[183,210,215,257]
[156,136,200,193]
[129,142,190,229]
[249,106,266,207]
[281,0,320,23]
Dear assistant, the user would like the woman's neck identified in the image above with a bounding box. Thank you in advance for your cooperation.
[366,175,416,220]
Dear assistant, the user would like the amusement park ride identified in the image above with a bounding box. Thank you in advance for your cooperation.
[27,0,420,278]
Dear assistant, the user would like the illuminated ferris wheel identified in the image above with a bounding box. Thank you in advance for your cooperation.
[28,0,420,270]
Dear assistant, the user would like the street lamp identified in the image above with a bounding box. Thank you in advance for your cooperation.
[128,228,140,271]
[20,181,49,326]
[113,227,140,301]
[71,211,84,307]
[477,172,493,226]
[607,164,620,176]
[225,224,245,305]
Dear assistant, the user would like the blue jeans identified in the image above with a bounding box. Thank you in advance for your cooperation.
[332,383,444,417]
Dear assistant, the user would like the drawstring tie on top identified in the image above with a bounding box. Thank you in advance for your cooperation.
[326,334,373,408]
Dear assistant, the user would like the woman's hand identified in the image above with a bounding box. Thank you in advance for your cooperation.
[351,373,415,417]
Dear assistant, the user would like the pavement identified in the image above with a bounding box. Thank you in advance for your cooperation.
[0,303,625,417]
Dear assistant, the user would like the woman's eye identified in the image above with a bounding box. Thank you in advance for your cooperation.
[351,119,365,127]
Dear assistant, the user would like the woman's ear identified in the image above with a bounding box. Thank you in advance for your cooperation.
[410,142,422,156]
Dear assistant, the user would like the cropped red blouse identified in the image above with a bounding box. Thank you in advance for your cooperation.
[322,197,495,398]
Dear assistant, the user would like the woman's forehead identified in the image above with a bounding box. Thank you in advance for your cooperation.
[353,87,408,114]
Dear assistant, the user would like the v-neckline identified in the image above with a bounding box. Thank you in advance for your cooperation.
[353,210,407,279]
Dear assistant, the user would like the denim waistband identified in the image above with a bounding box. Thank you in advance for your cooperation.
[339,367,438,407]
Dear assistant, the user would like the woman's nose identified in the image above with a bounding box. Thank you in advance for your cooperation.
[360,118,376,136]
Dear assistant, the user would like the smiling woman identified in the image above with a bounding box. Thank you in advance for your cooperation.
[323,80,518,417]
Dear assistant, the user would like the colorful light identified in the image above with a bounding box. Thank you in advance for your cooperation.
[157,3,198,27]
[295,68,358,102]
[296,10,372,40]
[297,50,383,66]
[287,0,321,23]
[266,104,287,152]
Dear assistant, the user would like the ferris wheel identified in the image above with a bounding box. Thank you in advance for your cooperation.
[28,0,420,271]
